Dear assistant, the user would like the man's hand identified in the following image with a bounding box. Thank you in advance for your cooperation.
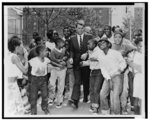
[81,53,88,60]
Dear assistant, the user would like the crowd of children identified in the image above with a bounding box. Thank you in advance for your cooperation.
[6,20,143,116]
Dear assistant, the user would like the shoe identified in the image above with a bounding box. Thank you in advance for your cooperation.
[68,99,73,106]
[48,100,54,106]
[83,98,88,103]
[89,106,94,112]
[72,100,78,109]
[43,109,50,115]
[56,103,63,109]
[101,109,110,115]
[92,107,98,114]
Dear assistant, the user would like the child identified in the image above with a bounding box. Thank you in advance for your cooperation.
[63,40,75,103]
[48,38,67,108]
[80,39,109,114]
[29,45,51,115]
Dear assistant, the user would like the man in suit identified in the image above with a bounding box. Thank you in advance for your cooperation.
[69,20,93,108]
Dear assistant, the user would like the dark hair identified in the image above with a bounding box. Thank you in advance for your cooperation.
[63,26,69,31]
[35,36,42,45]
[134,37,142,46]
[8,36,21,52]
[112,26,116,32]
[99,37,112,48]
[55,38,65,46]
[35,45,46,56]
[104,25,111,30]
[47,29,53,39]
[76,20,85,28]
[88,39,98,46]
[33,32,39,36]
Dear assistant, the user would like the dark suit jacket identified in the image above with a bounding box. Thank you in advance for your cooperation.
[70,34,93,69]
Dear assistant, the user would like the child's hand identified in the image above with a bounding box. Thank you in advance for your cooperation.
[89,57,98,61]
[22,79,26,85]
[81,53,88,60]
[60,61,66,66]
[69,58,73,64]
[63,56,67,61]
[79,61,83,67]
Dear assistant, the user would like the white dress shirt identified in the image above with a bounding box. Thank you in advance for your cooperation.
[77,34,84,47]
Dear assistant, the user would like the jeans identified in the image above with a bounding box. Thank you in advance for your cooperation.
[30,75,48,114]
[48,68,67,104]
[128,71,134,106]
[90,69,104,107]
[100,74,123,114]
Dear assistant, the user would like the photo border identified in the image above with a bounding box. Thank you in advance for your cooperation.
[2,2,148,119]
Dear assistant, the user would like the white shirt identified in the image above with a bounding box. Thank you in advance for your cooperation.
[83,47,111,80]
[77,34,84,47]
[101,49,127,77]
[29,57,50,76]
[45,41,55,51]
[7,53,23,78]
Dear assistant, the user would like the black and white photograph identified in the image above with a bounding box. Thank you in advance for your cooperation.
[2,2,148,119]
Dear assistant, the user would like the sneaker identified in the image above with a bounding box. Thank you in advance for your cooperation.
[43,109,50,115]
[48,100,54,106]
[101,109,110,115]
[56,103,62,109]
[92,107,98,114]
[89,106,94,112]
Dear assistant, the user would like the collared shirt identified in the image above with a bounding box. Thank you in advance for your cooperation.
[101,49,127,77]
[88,46,104,70]
[77,34,84,47]
[82,46,111,80]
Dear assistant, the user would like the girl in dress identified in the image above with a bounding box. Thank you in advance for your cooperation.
[6,36,28,116]
[127,37,143,115]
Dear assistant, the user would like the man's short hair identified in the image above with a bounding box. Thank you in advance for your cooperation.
[76,20,85,28]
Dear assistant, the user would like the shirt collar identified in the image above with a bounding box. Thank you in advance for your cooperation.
[77,34,84,38]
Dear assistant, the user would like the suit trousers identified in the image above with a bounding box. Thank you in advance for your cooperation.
[71,66,90,101]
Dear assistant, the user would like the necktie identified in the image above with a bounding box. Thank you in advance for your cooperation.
[80,35,83,50]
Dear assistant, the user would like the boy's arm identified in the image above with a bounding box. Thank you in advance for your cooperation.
[50,61,63,68]
[49,50,61,64]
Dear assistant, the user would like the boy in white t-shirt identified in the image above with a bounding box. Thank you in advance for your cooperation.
[29,45,51,115]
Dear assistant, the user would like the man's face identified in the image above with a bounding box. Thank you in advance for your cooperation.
[63,29,70,38]
[98,40,108,50]
[98,28,104,37]
[104,26,111,36]
[76,24,84,35]
[114,34,123,45]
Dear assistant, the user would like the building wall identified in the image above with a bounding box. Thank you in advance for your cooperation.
[8,8,22,39]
